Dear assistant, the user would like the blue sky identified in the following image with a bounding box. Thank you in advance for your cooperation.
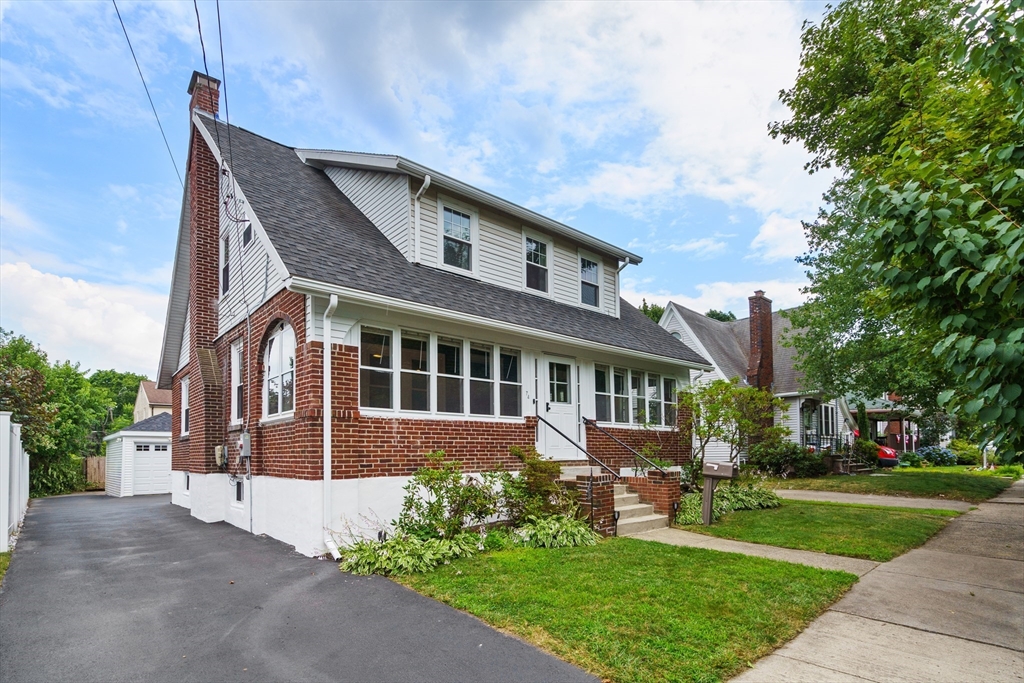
[0,1,834,376]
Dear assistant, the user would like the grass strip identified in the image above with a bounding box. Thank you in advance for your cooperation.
[680,500,954,562]
[772,469,1011,503]
[400,537,856,683]
[0,551,10,587]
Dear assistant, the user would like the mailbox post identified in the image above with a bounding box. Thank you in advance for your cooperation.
[701,461,738,525]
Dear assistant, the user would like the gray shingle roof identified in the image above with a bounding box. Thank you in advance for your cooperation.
[123,412,172,433]
[669,303,808,394]
[205,117,710,367]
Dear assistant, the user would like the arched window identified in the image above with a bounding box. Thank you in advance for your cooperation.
[264,322,295,417]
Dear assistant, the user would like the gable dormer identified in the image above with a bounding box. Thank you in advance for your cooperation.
[298,150,639,318]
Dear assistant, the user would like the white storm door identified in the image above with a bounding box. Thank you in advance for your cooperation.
[540,357,579,460]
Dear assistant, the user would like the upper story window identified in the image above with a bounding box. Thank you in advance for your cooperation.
[242,224,253,247]
[524,234,550,294]
[220,235,230,295]
[442,205,474,272]
[230,340,243,425]
[580,255,601,308]
[264,323,296,418]
[181,375,190,435]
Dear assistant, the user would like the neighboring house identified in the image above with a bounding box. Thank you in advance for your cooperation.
[156,72,711,557]
[133,381,172,424]
[660,291,851,462]
[849,396,921,452]
[103,413,172,497]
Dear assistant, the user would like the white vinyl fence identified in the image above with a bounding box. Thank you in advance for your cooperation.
[1,411,30,552]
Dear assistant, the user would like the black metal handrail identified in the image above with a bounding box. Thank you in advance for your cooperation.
[535,413,619,480]
[581,417,668,476]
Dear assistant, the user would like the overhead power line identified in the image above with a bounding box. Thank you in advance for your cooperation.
[192,0,223,153]
[112,0,183,189]
[215,0,235,170]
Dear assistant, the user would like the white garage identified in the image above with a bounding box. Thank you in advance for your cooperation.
[104,413,172,497]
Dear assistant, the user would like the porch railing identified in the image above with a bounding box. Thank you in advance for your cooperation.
[581,417,668,476]
[534,414,619,480]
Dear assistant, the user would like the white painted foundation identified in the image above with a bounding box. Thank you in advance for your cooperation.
[170,471,411,557]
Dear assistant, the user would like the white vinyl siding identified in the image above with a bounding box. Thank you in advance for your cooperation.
[325,167,410,256]
[602,261,617,316]
[478,212,521,284]
[218,169,286,333]
[777,397,802,446]
[178,304,191,371]
[105,439,123,497]
[551,241,578,305]
[105,436,171,497]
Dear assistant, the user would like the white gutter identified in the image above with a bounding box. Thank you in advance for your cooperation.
[322,293,341,560]
[412,175,431,263]
[286,276,714,372]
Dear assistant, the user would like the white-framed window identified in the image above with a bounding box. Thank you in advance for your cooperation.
[242,224,253,248]
[230,340,243,425]
[357,324,523,420]
[613,367,629,424]
[499,349,521,417]
[400,331,429,412]
[264,323,296,418]
[136,444,150,452]
[820,403,837,436]
[599,368,679,428]
[181,375,190,435]
[646,373,662,425]
[359,326,393,410]
[594,364,612,423]
[220,235,230,295]
[579,252,602,308]
[436,196,478,275]
[663,378,678,426]
[523,231,552,295]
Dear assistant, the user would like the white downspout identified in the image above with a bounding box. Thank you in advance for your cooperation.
[615,257,631,318]
[322,294,341,560]
[412,175,431,263]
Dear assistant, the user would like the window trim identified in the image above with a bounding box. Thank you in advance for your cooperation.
[578,249,603,310]
[262,323,296,421]
[230,340,243,426]
[435,194,480,278]
[596,367,682,430]
[220,234,230,296]
[521,228,554,298]
[356,323,525,422]
[180,375,190,436]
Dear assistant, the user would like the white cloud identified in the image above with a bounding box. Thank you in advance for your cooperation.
[0,261,166,376]
[748,213,807,263]
[664,238,727,258]
[622,277,808,316]
[0,196,43,235]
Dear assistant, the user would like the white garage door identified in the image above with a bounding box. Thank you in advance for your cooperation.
[133,442,171,495]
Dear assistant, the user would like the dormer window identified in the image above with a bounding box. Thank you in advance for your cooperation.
[580,254,601,308]
[524,234,550,293]
[442,206,473,271]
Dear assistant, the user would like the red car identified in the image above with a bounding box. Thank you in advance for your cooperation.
[877,445,899,468]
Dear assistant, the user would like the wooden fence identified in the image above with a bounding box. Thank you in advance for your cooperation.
[84,457,106,486]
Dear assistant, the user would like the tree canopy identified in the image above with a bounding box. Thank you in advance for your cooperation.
[776,0,1023,459]
[705,309,737,322]
[639,299,665,324]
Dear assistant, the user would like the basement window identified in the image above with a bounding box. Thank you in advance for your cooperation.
[235,480,244,502]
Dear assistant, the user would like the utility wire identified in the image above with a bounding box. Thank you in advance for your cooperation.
[192,0,223,152]
[215,0,235,171]
[112,0,183,189]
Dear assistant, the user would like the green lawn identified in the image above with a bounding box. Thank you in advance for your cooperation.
[681,500,956,562]
[772,469,1012,503]
[0,551,10,586]
[400,538,856,683]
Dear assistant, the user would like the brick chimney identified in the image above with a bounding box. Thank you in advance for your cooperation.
[188,70,220,116]
[746,290,774,391]
[183,70,224,475]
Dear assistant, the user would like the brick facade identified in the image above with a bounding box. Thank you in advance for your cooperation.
[583,422,691,471]
[621,470,681,517]
[746,290,774,391]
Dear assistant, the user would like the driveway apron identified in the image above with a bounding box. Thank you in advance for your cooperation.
[0,494,594,683]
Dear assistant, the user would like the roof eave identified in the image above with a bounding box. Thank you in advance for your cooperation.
[294,149,642,265]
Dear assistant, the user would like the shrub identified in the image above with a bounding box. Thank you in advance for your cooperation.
[993,465,1024,479]
[899,451,923,468]
[853,439,880,467]
[340,531,479,576]
[949,438,982,466]
[29,454,86,497]
[515,514,600,548]
[748,438,827,478]
[501,446,576,526]
[917,445,957,466]
[397,450,503,540]
[674,482,781,525]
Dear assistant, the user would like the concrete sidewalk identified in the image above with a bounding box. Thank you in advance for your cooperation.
[774,488,974,512]
[734,480,1024,682]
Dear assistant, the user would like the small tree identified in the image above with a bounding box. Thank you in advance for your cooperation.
[720,386,790,462]
[856,402,870,440]
[639,299,665,323]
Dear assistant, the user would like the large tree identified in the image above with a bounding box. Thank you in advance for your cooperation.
[774,0,1023,459]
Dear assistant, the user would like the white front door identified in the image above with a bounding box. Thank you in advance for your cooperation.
[539,357,580,460]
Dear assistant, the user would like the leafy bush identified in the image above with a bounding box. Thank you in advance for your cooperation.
[899,451,923,468]
[397,451,503,540]
[501,446,576,526]
[853,439,879,467]
[748,438,827,478]
[29,454,86,498]
[515,514,599,548]
[993,465,1024,479]
[949,439,982,466]
[675,482,781,525]
[340,531,479,576]
[917,446,957,466]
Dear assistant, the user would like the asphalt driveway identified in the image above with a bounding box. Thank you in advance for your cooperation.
[0,494,593,683]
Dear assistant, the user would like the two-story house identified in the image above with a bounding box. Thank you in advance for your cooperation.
[659,291,851,462]
[157,72,711,557]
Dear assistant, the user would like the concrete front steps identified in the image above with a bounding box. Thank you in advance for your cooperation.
[613,483,670,535]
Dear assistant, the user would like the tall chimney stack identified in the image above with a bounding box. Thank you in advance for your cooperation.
[187,70,220,117]
[746,290,774,391]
